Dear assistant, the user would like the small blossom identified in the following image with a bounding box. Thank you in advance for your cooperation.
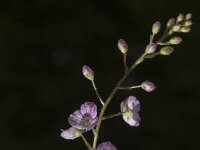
[160,46,174,56]
[152,21,161,34]
[68,102,98,131]
[184,20,193,26]
[145,43,157,54]
[82,65,94,81]
[60,127,82,140]
[118,39,128,54]
[169,37,182,45]
[177,13,184,23]
[185,13,192,20]
[97,141,117,150]
[167,18,176,28]
[141,81,156,92]
[180,26,191,33]
[172,24,181,32]
[120,96,141,127]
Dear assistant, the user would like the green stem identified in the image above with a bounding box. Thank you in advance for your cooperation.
[103,112,123,120]
[80,134,91,149]
[119,85,141,90]
[123,54,128,73]
[92,80,105,106]
[92,52,147,148]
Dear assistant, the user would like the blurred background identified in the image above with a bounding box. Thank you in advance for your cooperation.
[0,0,200,150]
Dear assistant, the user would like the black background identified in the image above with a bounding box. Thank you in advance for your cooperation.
[0,0,200,150]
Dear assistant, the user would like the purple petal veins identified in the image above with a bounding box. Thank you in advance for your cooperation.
[68,102,98,131]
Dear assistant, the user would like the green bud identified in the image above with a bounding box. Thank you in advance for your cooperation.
[180,26,191,33]
[160,46,174,55]
[118,39,128,54]
[184,20,193,26]
[167,18,176,28]
[169,37,182,45]
[172,24,181,32]
[177,13,184,23]
[185,13,192,20]
[152,21,161,34]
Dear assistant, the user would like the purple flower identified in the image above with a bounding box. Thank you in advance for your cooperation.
[94,141,117,150]
[141,81,156,92]
[60,127,82,140]
[120,96,141,127]
[68,102,98,131]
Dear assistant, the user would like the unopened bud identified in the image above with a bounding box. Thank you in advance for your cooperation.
[145,43,157,54]
[141,81,156,92]
[177,13,184,23]
[82,65,94,81]
[185,13,192,20]
[169,37,182,45]
[180,26,191,33]
[167,18,176,28]
[184,20,193,26]
[160,46,174,55]
[152,21,161,34]
[118,39,128,54]
[172,24,181,32]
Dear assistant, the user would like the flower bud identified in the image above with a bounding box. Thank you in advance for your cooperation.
[160,46,174,55]
[177,13,184,23]
[152,21,161,34]
[184,20,193,26]
[169,37,182,45]
[141,81,156,92]
[180,26,191,33]
[185,13,192,20]
[118,39,128,54]
[82,65,94,81]
[167,18,176,28]
[145,43,157,54]
[172,24,181,32]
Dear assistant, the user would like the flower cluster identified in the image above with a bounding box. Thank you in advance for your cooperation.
[60,13,192,150]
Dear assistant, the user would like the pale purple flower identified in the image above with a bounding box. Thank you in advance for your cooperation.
[96,141,117,150]
[120,96,141,127]
[82,65,94,81]
[141,81,156,92]
[60,127,82,140]
[68,102,98,131]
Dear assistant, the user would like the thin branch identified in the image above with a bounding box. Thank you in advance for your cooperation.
[119,85,141,90]
[103,112,123,120]
[123,54,128,73]
[145,52,161,59]
[80,134,91,149]
[92,80,104,106]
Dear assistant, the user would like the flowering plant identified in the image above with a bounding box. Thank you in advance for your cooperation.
[60,13,192,150]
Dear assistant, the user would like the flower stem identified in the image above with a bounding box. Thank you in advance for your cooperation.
[92,29,171,148]
[103,112,123,120]
[92,52,147,148]
[80,134,91,149]
[123,54,128,73]
[92,80,104,106]
[119,85,142,90]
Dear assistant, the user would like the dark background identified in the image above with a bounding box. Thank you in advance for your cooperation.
[0,0,199,150]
